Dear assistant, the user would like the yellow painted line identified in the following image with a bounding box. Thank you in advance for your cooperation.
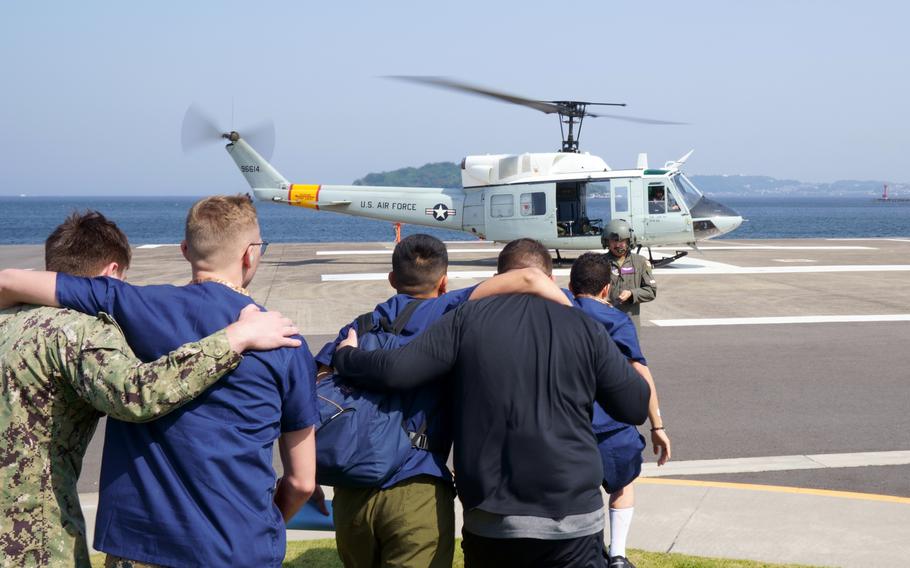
[638,477,910,505]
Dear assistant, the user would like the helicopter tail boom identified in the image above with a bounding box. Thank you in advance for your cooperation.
[224,138,290,202]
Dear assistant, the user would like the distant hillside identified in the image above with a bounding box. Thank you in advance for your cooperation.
[692,175,907,198]
[352,162,908,198]
[352,162,462,189]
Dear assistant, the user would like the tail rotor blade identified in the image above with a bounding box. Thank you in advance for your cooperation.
[181,103,222,153]
[242,119,275,161]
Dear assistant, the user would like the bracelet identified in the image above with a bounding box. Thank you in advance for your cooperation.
[650,426,665,431]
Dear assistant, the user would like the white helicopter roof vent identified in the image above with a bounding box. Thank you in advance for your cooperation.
[499,156,519,178]
[637,153,649,169]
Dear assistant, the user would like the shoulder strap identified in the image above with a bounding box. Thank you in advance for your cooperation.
[385,298,426,335]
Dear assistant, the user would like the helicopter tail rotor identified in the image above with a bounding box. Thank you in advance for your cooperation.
[180,103,275,161]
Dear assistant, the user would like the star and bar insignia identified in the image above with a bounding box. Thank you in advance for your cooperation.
[426,203,457,221]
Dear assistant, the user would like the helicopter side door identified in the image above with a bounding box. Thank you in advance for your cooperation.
[640,178,692,245]
[463,189,486,239]
[482,183,556,243]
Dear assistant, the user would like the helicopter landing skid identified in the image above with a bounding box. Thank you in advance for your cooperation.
[649,249,688,268]
[553,249,568,265]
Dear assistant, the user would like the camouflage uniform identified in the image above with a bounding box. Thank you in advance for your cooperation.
[605,251,657,327]
[0,306,243,568]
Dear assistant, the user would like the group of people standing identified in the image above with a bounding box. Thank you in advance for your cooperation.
[0,197,666,568]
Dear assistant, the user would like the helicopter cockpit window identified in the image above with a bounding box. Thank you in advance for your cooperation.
[648,184,667,214]
[491,194,514,218]
[670,173,704,209]
[520,192,546,216]
[666,189,681,212]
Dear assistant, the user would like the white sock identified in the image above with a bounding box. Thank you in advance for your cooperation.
[609,507,634,558]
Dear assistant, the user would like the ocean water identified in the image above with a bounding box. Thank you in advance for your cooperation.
[0,195,907,246]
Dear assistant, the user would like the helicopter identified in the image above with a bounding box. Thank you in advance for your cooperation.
[184,77,743,266]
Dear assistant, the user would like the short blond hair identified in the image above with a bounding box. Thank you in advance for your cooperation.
[185,195,260,264]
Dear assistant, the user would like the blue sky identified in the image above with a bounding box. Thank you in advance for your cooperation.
[1,0,907,195]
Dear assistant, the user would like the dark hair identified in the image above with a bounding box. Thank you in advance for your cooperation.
[569,252,611,296]
[391,234,448,295]
[497,238,552,276]
[45,210,131,277]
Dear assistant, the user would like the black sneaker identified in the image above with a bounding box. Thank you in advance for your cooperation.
[608,555,636,568]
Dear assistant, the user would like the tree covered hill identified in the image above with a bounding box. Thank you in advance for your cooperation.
[352,162,462,189]
[352,162,907,198]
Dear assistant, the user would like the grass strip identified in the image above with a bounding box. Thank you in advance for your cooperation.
[91,539,822,567]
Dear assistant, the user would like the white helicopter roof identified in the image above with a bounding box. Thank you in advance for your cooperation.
[461,149,693,188]
[463,152,647,188]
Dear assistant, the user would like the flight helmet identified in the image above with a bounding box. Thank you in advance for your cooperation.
[602,219,633,250]
[604,219,632,241]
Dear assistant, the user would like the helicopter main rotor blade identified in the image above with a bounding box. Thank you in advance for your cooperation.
[387,76,562,115]
[242,119,275,161]
[181,103,222,153]
[586,111,688,125]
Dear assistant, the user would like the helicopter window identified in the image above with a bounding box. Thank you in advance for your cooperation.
[648,184,667,214]
[520,192,546,216]
[491,194,514,218]
[666,189,681,212]
[613,186,629,213]
[671,173,704,209]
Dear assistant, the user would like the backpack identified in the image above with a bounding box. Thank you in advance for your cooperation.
[315,300,435,487]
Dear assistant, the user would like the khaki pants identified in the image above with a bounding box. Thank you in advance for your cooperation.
[334,475,455,568]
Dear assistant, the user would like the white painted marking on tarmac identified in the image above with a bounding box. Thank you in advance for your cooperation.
[651,314,910,327]
[322,270,516,282]
[654,245,875,251]
[655,264,910,275]
[771,258,817,263]
[827,238,910,243]
[317,245,874,257]
[136,244,179,249]
[324,264,910,282]
[641,450,910,477]
[316,248,503,256]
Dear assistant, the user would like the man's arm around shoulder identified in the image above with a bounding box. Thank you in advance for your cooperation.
[0,269,58,309]
[333,307,462,391]
[64,304,302,422]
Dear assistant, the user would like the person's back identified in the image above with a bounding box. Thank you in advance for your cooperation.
[54,196,319,567]
[56,280,309,565]
[0,306,127,566]
[0,211,299,567]
[448,294,640,516]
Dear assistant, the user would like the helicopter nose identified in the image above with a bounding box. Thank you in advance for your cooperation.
[690,197,743,239]
[711,214,743,235]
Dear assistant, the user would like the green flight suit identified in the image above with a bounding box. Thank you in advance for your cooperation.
[605,251,657,326]
[0,306,242,568]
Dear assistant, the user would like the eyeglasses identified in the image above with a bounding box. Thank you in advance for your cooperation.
[249,241,269,256]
